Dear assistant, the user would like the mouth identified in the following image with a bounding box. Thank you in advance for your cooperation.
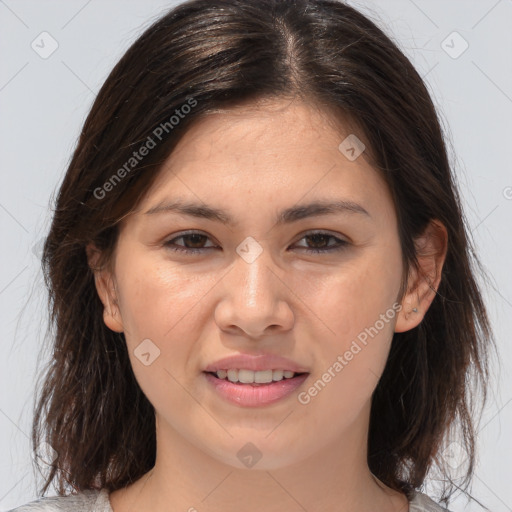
[205,369,308,385]
[202,353,310,406]
[203,369,310,407]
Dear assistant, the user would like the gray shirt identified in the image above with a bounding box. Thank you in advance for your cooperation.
[7,488,453,511]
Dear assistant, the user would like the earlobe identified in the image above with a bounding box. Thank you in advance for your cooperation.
[394,219,448,333]
[101,292,124,333]
[393,266,424,333]
[86,243,124,333]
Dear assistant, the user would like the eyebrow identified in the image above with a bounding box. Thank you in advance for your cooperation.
[144,198,371,225]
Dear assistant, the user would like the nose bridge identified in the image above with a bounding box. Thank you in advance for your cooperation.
[214,235,294,337]
[233,236,276,307]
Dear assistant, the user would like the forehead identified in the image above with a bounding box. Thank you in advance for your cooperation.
[146,98,374,184]
[169,97,366,163]
[131,97,392,224]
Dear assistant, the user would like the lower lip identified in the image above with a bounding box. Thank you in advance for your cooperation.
[204,372,309,407]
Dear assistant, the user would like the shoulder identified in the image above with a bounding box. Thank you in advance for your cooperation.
[409,490,453,512]
[6,488,112,512]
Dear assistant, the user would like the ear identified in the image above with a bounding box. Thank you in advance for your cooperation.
[394,219,448,333]
[86,243,124,333]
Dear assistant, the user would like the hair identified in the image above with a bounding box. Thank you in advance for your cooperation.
[32,0,495,507]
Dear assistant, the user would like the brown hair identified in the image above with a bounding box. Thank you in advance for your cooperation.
[33,0,495,507]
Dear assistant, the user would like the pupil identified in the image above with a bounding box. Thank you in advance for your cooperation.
[186,234,205,248]
[307,234,328,248]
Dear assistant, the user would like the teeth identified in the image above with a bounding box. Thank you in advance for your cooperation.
[215,369,297,383]
[255,370,274,383]
[272,369,284,381]
[227,369,238,382]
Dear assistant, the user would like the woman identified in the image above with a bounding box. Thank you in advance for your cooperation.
[10,0,495,510]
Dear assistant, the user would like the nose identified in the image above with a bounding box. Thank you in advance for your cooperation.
[214,241,294,339]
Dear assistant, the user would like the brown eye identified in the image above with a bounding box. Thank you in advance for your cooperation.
[164,232,216,253]
[293,232,349,254]
[179,234,208,248]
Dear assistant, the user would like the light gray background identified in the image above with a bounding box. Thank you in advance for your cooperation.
[1,0,511,510]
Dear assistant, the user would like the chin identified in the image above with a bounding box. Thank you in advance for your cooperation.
[204,435,314,471]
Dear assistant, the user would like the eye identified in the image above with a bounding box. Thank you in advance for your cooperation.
[292,231,349,254]
[164,231,217,254]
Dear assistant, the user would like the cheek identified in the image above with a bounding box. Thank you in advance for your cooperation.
[288,245,402,343]
[112,258,211,400]
[293,247,401,414]
[113,258,221,416]
[117,255,213,342]
[297,294,398,440]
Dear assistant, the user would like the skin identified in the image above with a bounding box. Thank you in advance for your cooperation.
[88,96,447,512]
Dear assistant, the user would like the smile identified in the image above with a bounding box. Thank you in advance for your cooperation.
[204,370,309,407]
[213,368,299,384]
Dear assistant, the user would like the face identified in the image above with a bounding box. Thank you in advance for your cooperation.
[92,97,413,470]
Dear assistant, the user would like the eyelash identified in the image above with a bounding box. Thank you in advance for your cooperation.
[163,230,349,255]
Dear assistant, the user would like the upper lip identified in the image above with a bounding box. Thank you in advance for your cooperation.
[204,354,309,373]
